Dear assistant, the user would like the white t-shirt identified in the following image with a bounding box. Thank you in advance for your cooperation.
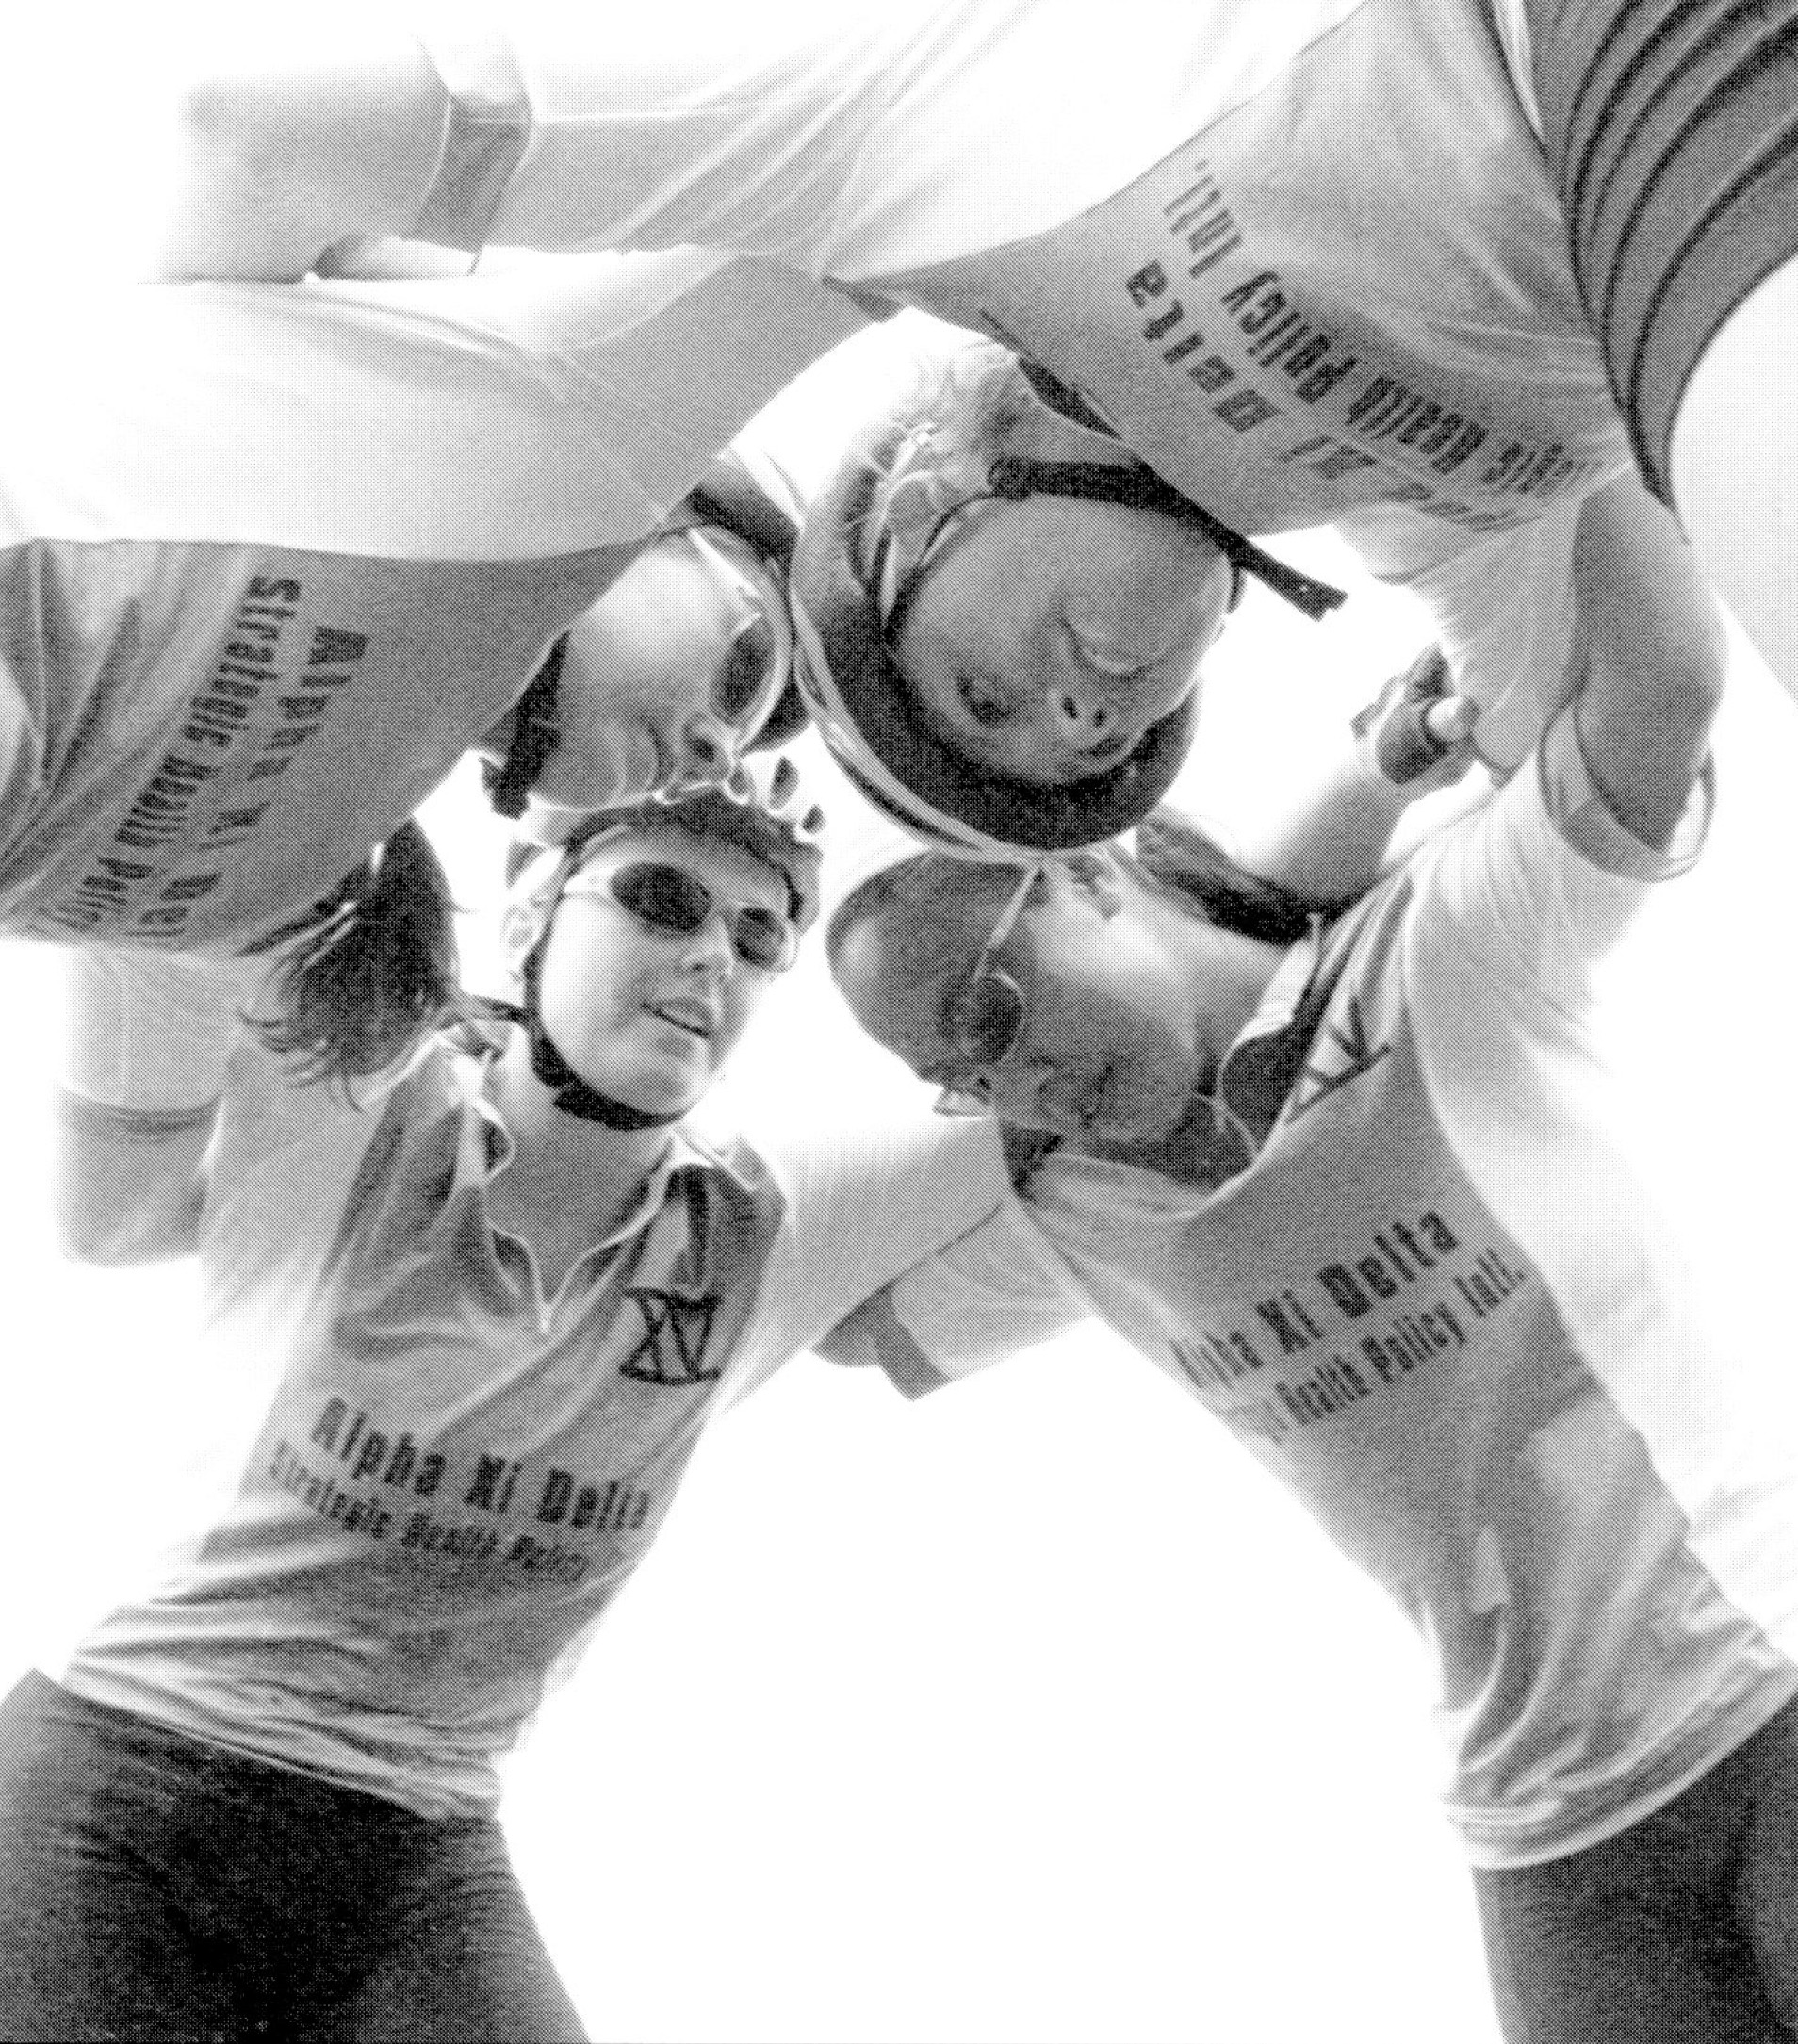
[0,253,860,954]
[56,1005,1009,1819]
[416,0,1624,762]
[828,715,1798,1868]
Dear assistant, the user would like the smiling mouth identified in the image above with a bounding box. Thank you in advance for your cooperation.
[646,1000,714,1041]
[1082,728,1135,763]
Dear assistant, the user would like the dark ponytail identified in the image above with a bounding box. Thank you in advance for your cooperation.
[249,819,464,1084]
[1132,809,1317,945]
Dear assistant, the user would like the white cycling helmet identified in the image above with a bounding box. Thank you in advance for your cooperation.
[500,752,826,990]
[787,368,1344,861]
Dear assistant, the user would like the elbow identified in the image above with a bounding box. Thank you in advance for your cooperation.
[1574,473,1731,744]
[168,73,253,148]
[55,1179,203,1267]
[155,44,450,280]
[1590,571,1730,762]
[57,1215,136,1267]
[56,1207,173,1267]
[1693,606,1730,727]
[164,70,293,190]
[1658,591,1730,753]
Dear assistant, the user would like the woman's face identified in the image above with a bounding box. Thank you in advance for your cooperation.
[832,862,1216,1153]
[534,826,790,1118]
[891,499,1234,788]
[530,529,787,810]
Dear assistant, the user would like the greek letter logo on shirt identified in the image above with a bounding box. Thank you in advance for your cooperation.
[1290,998,1390,1119]
[621,1290,722,1386]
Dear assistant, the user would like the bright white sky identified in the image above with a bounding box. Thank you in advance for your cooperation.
[4,16,1798,2043]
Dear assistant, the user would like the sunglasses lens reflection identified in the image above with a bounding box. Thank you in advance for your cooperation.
[731,906,791,972]
[613,862,710,935]
[608,862,794,972]
[949,973,1022,1069]
[711,614,779,722]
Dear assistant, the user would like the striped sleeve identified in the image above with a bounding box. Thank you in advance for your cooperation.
[410,32,532,253]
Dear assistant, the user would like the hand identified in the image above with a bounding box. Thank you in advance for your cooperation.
[1352,647,1480,791]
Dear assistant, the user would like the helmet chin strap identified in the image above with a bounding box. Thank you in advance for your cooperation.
[1006,357,1346,620]
[514,953,685,1131]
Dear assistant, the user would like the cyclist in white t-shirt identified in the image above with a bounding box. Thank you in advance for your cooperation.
[0,245,861,1070]
[6,758,1016,2042]
[141,2,1798,851]
[824,478,1798,2039]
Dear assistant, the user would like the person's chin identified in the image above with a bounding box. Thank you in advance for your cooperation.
[621,1035,713,1113]
[1086,1075,1188,1153]
[606,1070,704,1120]
[536,728,662,811]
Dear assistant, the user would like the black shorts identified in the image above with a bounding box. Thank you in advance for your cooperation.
[0,1672,586,2042]
[1523,0,1798,505]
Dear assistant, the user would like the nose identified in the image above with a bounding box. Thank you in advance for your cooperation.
[1048,678,1125,755]
[669,712,740,792]
[989,1055,1063,1128]
[679,910,736,979]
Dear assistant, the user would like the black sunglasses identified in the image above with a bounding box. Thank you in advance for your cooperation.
[934,866,1041,1116]
[566,859,798,973]
[678,525,796,728]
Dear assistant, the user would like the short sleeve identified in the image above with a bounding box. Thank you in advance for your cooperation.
[1536,697,1712,882]
[1415,704,1710,998]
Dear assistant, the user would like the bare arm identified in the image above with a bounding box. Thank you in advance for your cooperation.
[816,1196,1085,1398]
[1671,248,1798,700]
[152,32,448,280]
[55,951,254,1263]
[57,1095,214,1266]
[1568,474,1726,851]
[1235,646,1482,908]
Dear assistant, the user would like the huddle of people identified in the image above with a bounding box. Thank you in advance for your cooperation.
[3,6,1798,2038]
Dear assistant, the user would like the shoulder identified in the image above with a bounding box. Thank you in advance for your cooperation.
[716,1111,1014,1335]
[199,1029,462,1280]
[668,1107,776,1198]
[213,1023,442,1178]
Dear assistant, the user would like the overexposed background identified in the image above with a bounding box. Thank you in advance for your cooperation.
[5,15,1798,2042]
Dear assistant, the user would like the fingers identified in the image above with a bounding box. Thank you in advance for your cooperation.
[1398,644,1452,702]
[1352,649,1481,787]
[1421,695,1479,749]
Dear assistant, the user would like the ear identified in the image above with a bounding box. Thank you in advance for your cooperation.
[499,900,546,977]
